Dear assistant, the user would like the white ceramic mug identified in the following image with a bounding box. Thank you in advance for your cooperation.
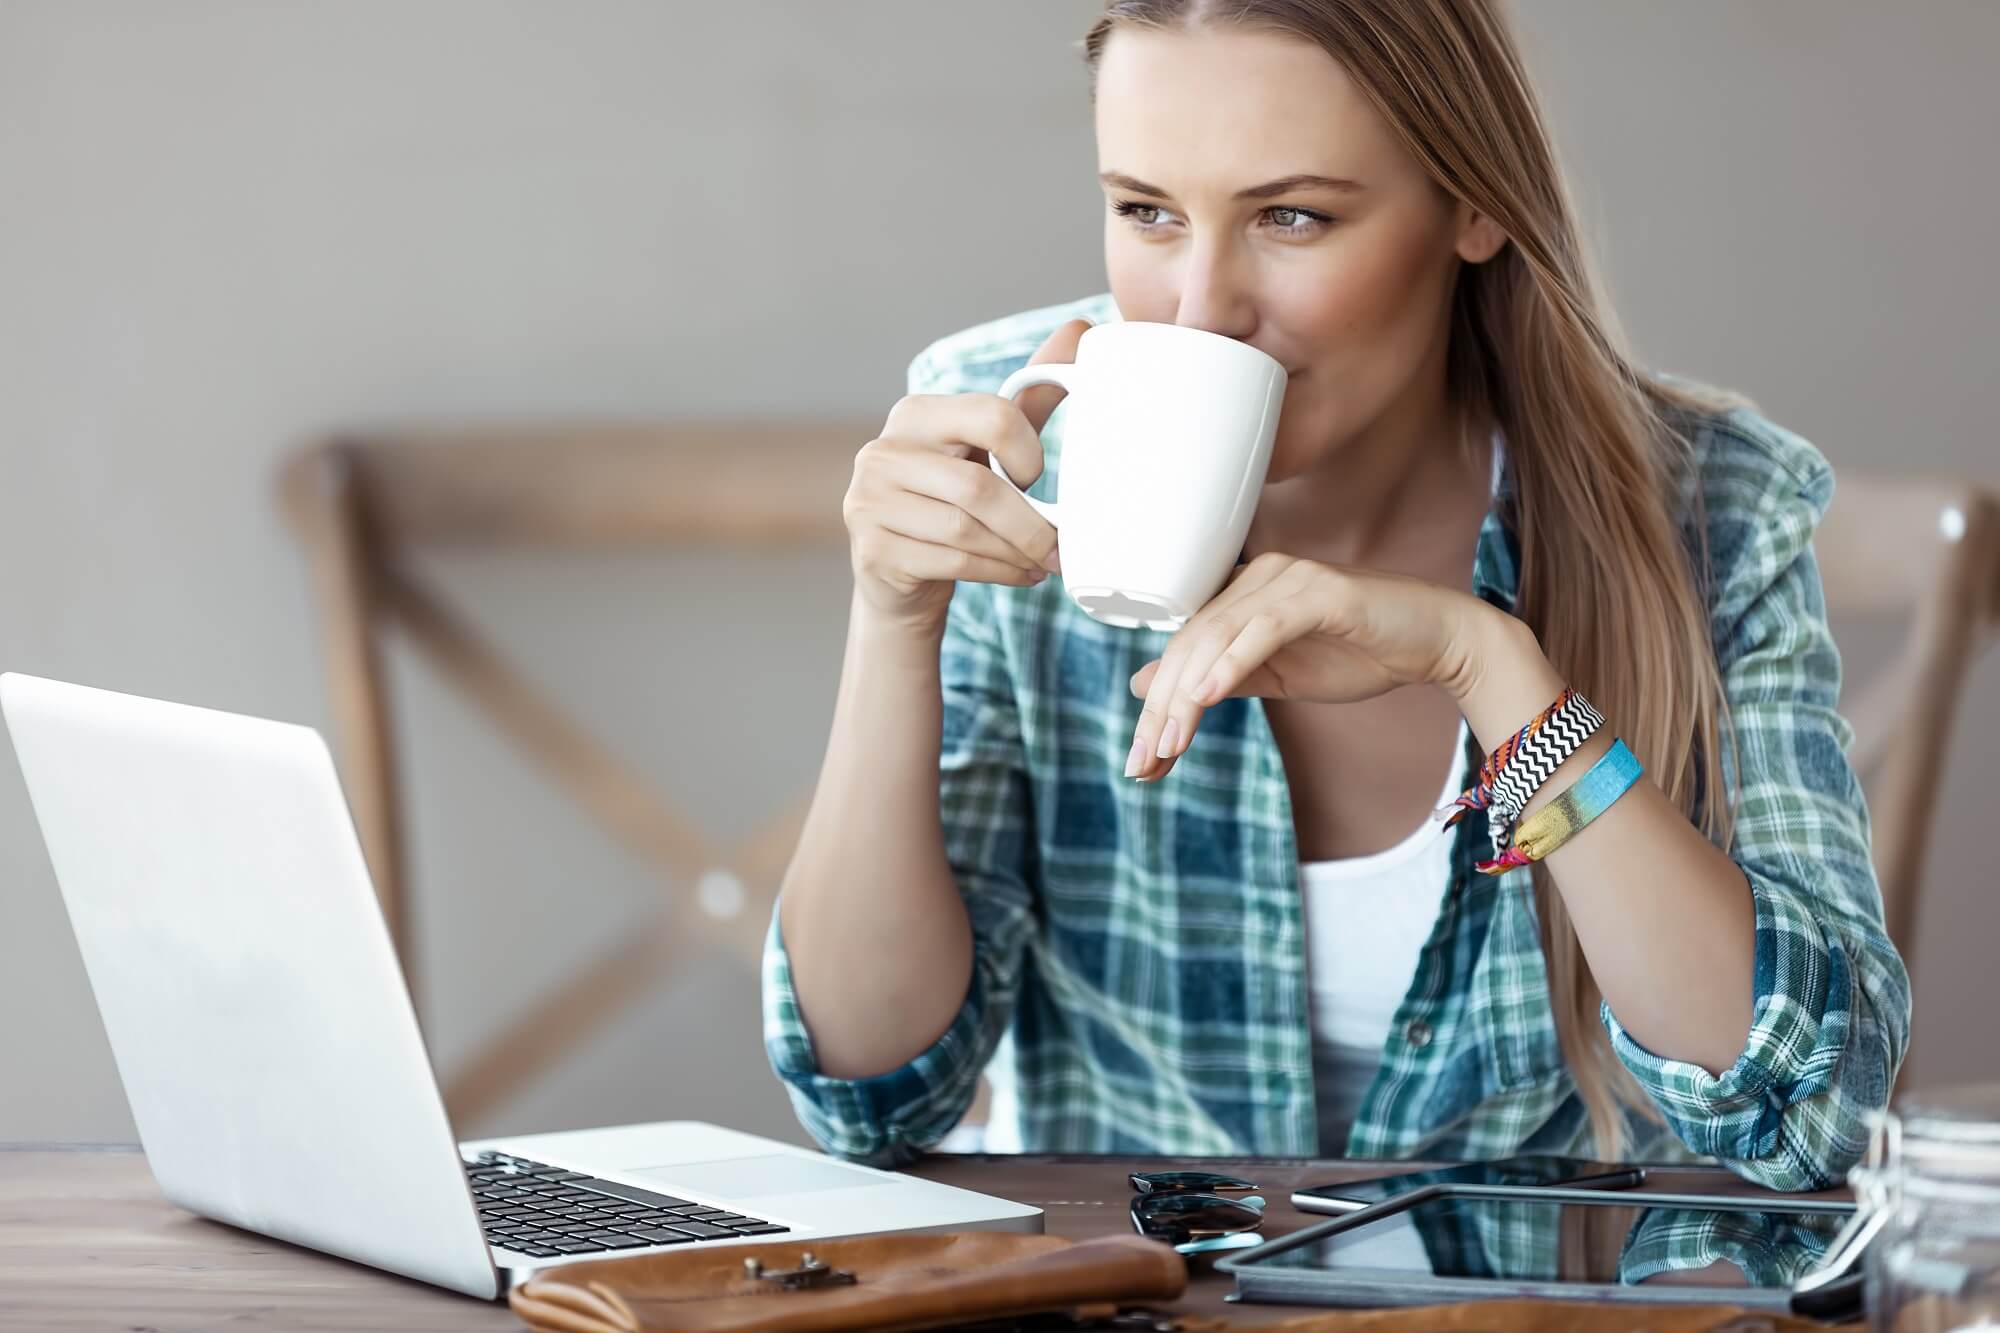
[993,321,1287,630]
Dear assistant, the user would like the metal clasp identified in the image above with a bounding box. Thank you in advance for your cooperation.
[742,1251,858,1291]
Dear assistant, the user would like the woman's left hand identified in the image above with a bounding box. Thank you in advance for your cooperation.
[1124,552,1507,781]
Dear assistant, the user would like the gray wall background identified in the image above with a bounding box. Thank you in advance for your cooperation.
[2,1,1994,1146]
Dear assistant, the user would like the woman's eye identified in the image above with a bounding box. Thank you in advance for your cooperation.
[1112,200,1168,228]
[1263,206,1331,235]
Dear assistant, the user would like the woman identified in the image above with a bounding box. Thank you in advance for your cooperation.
[762,0,1908,1190]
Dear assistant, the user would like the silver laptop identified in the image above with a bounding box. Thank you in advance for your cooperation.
[0,672,1040,1298]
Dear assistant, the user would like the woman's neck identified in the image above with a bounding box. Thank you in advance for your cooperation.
[1245,387,1491,576]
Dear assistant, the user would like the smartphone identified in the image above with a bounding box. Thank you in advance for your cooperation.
[1290,1154,1647,1215]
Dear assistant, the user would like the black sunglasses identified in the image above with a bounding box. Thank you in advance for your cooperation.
[1126,1171,1265,1249]
[1128,1170,1259,1196]
[1128,1190,1266,1245]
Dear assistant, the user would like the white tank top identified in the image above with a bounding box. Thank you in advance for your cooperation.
[1299,720,1467,1153]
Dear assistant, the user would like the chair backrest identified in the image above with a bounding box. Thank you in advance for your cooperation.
[1813,471,2000,980]
[278,424,863,1127]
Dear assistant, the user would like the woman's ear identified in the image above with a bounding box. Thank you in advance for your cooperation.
[1455,206,1508,264]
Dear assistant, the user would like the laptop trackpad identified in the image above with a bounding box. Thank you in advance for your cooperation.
[630,1153,891,1200]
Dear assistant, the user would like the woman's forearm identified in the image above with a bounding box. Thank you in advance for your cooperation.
[777,590,975,1080]
[1454,613,1756,1075]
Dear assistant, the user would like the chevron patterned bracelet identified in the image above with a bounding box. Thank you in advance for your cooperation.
[1439,687,1606,856]
[1488,688,1605,825]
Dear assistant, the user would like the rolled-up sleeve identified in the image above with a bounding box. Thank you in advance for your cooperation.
[1603,430,1911,1190]
[761,353,1040,1166]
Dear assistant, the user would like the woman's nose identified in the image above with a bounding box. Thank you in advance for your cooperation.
[1172,247,1257,342]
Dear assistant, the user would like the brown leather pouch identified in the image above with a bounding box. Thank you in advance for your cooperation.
[506,1231,1188,1333]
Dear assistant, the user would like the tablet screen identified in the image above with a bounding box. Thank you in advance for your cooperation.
[1252,1195,1848,1289]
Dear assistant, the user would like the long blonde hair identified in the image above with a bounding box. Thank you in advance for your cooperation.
[1083,0,1739,1156]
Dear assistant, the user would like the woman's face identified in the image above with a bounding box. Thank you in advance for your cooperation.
[1094,24,1503,482]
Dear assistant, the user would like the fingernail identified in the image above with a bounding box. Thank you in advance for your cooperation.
[1155,718,1181,760]
[1043,548,1062,573]
[1192,673,1219,705]
[1125,734,1149,779]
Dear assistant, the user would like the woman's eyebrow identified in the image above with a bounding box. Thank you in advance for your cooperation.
[1098,171,1365,199]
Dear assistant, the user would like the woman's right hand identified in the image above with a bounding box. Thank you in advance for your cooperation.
[844,319,1087,636]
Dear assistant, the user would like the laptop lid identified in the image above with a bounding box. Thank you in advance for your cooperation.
[1,673,498,1298]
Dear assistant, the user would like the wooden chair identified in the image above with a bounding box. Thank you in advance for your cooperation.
[1814,471,2000,984]
[279,423,865,1129]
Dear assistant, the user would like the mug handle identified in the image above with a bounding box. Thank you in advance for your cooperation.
[990,361,1085,527]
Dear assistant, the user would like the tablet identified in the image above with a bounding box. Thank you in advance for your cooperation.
[1219,1184,1861,1316]
[1291,1155,1647,1214]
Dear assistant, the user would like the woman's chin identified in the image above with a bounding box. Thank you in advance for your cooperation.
[1263,433,1343,486]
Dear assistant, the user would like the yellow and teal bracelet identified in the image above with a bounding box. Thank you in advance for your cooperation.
[1475,738,1643,874]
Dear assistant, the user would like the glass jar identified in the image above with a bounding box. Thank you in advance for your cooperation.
[1861,1083,2000,1332]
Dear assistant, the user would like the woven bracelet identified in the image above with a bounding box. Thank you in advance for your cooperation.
[1439,687,1606,856]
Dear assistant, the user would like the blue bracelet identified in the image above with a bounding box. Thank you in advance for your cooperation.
[1477,739,1643,873]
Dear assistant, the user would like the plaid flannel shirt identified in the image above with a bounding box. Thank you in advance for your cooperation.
[763,293,1910,1189]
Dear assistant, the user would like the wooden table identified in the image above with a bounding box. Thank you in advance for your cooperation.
[2,1142,1825,1329]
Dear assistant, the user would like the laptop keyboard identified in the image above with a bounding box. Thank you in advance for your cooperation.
[465,1150,789,1259]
